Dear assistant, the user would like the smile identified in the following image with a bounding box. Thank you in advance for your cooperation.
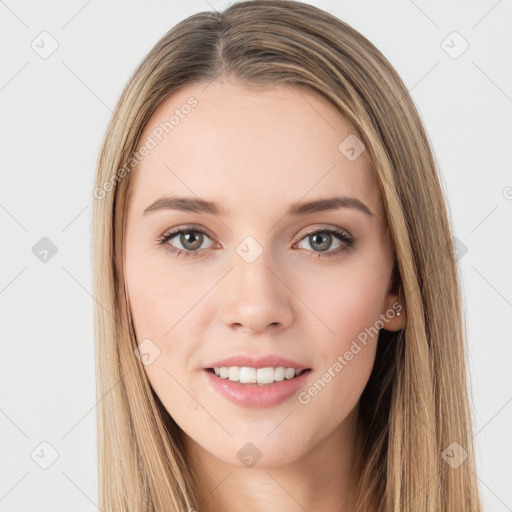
[203,367,312,408]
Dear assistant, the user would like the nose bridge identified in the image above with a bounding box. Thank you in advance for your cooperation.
[219,236,294,333]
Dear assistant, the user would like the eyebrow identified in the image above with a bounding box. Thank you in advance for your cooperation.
[143,195,375,217]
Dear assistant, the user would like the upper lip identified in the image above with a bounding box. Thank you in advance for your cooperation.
[205,354,310,371]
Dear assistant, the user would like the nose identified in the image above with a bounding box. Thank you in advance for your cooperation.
[219,249,294,335]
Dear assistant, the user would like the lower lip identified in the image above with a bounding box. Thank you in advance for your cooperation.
[203,369,312,408]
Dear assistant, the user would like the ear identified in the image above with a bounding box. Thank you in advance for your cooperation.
[381,290,406,332]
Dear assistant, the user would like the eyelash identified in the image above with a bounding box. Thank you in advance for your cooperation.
[156,225,355,260]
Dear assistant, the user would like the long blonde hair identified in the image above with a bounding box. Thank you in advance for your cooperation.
[92,1,482,510]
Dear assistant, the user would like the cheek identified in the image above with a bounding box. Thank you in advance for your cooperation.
[124,252,205,423]
[295,258,388,346]
[125,242,206,339]
[124,244,210,399]
[292,263,387,414]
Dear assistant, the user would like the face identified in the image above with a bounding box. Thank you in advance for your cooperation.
[123,79,404,469]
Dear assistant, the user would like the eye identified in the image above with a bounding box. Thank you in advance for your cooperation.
[157,227,215,258]
[295,227,354,258]
[157,225,354,259]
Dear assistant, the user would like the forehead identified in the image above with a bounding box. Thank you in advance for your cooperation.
[128,79,381,218]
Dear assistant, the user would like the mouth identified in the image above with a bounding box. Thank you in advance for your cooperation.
[204,367,312,385]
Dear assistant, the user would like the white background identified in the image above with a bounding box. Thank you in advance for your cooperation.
[1,1,511,510]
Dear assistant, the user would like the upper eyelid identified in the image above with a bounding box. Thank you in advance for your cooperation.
[160,225,217,244]
[300,225,351,238]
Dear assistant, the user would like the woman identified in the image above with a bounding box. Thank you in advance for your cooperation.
[92,1,482,510]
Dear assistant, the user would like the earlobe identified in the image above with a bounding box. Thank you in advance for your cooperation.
[386,303,406,331]
[382,294,407,332]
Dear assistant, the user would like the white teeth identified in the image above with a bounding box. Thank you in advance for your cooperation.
[212,366,305,384]
[273,366,285,382]
[259,367,278,384]
[228,366,239,381]
[239,367,256,383]
[284,367,296,379]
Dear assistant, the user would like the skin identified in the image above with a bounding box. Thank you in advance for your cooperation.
[123,78,406,512]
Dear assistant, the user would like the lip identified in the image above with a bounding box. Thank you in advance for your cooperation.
[205,354,310,371]
[203,367,313,408]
